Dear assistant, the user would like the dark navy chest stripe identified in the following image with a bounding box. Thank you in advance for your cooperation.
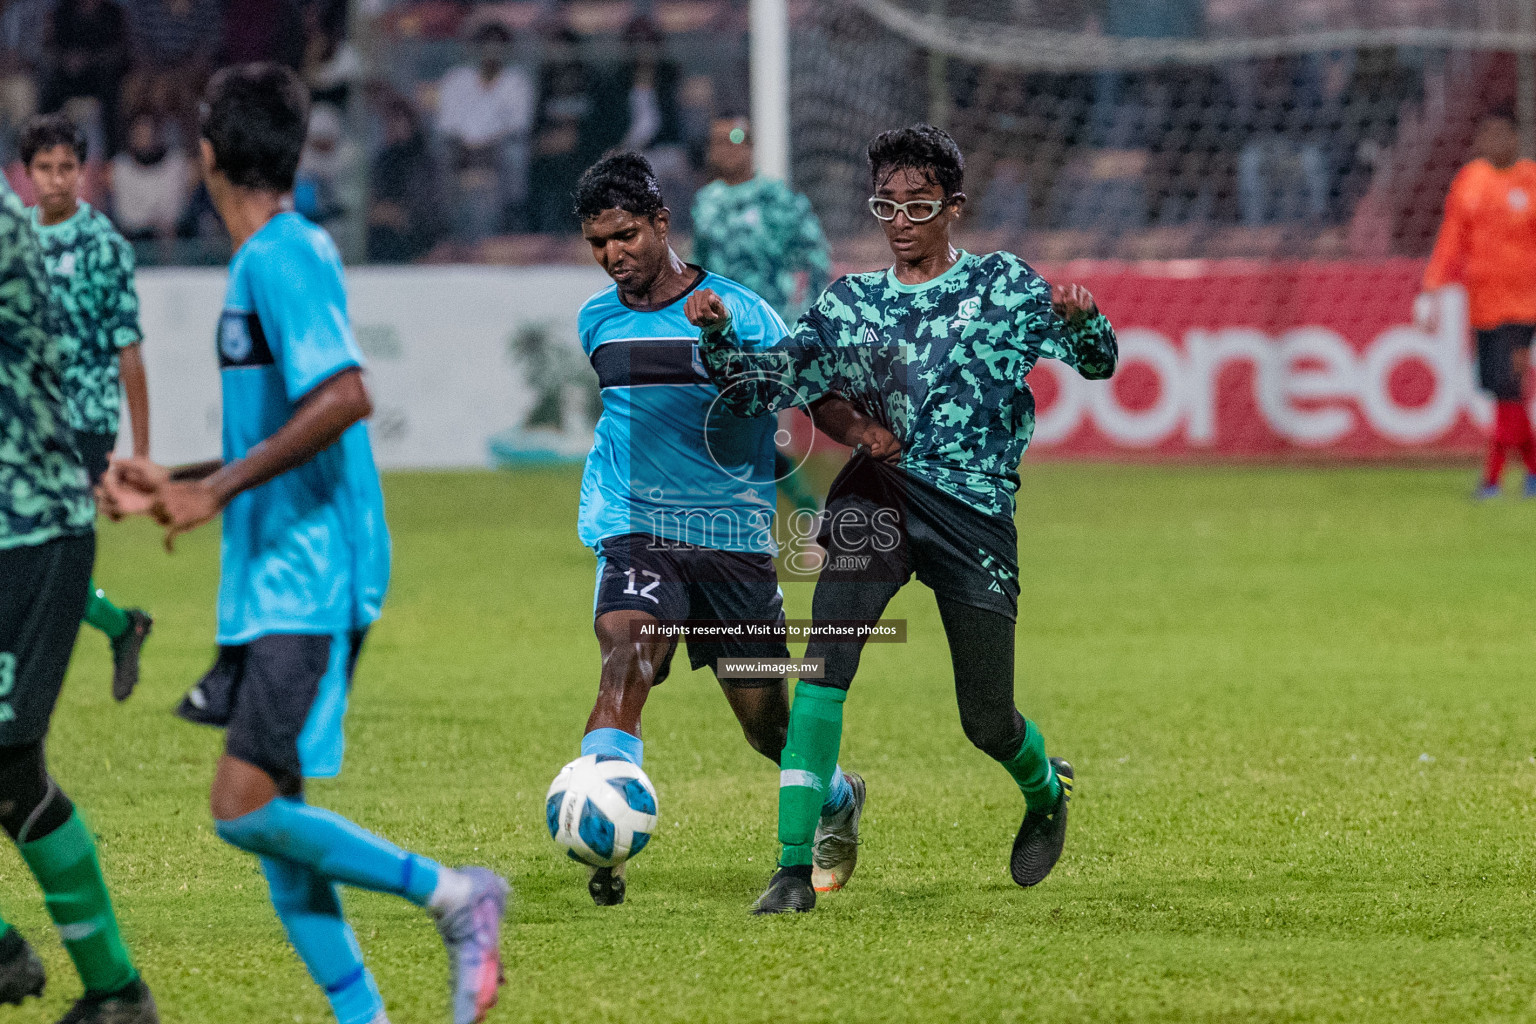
[217,311,275,369]
[589,338,707,388]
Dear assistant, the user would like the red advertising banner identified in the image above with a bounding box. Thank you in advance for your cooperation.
[1025,260,1490,458]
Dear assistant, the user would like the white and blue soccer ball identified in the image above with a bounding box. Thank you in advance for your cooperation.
[545,754,659,868]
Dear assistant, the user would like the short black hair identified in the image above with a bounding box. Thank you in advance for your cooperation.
[200,63,310,192]
[867,123,965,196]
[573,152,665,221]
[20,113,87,166]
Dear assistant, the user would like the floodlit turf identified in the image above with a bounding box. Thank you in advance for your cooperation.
[8,462,1536,1023]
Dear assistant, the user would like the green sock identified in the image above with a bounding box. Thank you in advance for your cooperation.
[83,581,130,639]
[1001,719,1061,813]
[777,681,846,868]
[18,811,137,994]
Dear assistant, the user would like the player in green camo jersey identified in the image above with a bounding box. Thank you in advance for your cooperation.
[22,113,153,703]
[0,174,159,1022]
[692,115,832,520]
[686,124,1117,914]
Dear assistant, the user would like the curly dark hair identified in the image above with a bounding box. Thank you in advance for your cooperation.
[572,152,665,221]
[20,112,87,166]
[867,123,965,196]
[200,63,310,192]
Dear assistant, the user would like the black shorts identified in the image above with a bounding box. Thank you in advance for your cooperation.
[817,453,1020,620]
[1476,324,1534,402]
[593,533,789,687]
[73,431,117,488]
[177,631,366,795]
[0,533,94,746]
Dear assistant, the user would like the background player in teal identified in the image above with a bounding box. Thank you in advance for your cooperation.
[687,124,1118,914]
[0,177,157,1021]
[104,64,509,1024]
[22,113,153,702]
[571,154,895,904]
[692,114,832,516]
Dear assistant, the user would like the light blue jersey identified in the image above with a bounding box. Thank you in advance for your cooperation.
[215,212,390,645]
[577,270,787,554]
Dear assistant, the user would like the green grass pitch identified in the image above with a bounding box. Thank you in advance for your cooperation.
[7,463,1536,1023]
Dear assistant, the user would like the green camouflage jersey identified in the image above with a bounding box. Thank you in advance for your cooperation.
[0,182,93,550]
[691,176,831,323]
[31,200,142,435]
[699,249,1117,517]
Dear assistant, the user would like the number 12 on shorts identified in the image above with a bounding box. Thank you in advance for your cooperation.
[623,569,662,604]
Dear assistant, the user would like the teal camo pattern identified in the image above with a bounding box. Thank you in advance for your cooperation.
[0,181,92,549]
[32,200,142,434]
[699,250,1117,517]
[691,176,831,323]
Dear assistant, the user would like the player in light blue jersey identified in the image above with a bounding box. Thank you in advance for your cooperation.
[103,65,508,1024]
[567,154,899,905]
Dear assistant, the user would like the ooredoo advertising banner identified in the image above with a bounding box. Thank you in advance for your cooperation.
[136,261,1487,468]
[1026,260,1488,458]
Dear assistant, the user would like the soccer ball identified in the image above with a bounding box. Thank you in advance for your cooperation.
[545,754,659,868]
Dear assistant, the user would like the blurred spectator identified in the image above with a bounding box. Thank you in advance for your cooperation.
[121,0,220,152]
[1234,56,1330,225]
[220,0,305,69]
[0,0,49,158]
[528,26,595,235]
[591,17,681,155]
[302,2,362,108]
[42,0,131,155]
[109,109,190,256]
[1332,46,1420,220]
[436,21,534,241]
[368,96,441,262]
[294,102,354,225]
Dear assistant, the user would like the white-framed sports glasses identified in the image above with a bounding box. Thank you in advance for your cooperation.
[867,196,948,223]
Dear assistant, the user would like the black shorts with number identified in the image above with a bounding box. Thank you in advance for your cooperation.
[73,431,117,488]
[1476,324,1534,402]
[0,532,95,746]
[177,631,365,795]
[593,533,789,687]
[817,452,1020,620]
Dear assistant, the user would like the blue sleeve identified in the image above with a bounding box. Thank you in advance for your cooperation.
[246,234,363,403]
[721,288,790,354]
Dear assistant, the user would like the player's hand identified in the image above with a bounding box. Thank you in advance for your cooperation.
[850,421,902,463]
[685,288,732,331]
[1052,283,1098,324]
[1413,292,1440,334]
[97,456,166,521]
[150,479,222,552]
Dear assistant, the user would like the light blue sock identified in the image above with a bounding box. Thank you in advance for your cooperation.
[217,797,442,907]
[261,857,384,1024]
[582,727,644,767]
[821,765,853,817]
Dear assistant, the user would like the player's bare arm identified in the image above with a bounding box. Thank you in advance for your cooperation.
[808,397,901,462]
[118,342,150,458]
[123,368,372,549]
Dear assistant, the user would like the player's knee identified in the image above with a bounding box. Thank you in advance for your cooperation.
[0,740,73,843]
[599,643,658,692]
[960,708,1023,763]
[742,714,787,763]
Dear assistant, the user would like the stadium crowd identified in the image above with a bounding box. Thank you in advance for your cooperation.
[0,0,1499,265]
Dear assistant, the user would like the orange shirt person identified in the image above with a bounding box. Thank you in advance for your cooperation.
[1418,109,1536,497]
